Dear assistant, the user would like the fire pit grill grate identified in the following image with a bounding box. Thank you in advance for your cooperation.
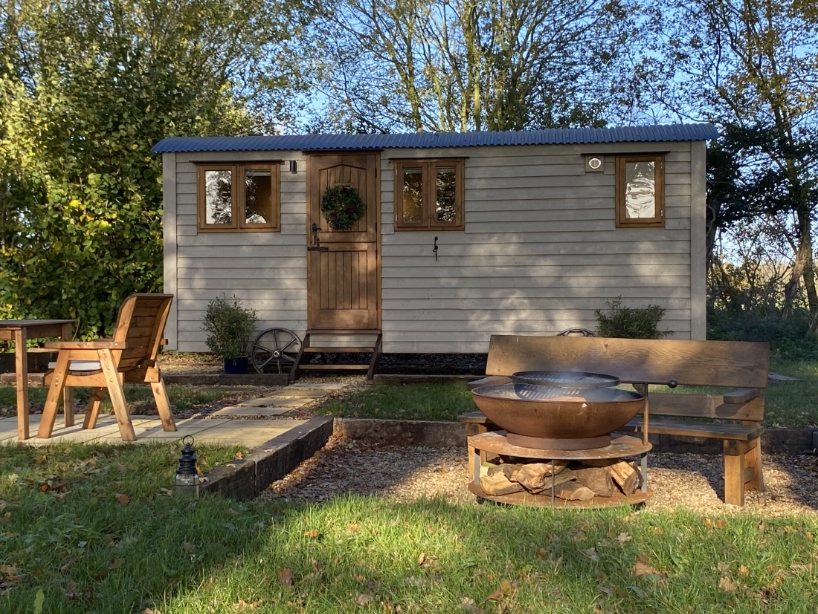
[511,370,620,389]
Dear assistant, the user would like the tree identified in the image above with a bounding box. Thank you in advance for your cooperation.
[298,0,641,133]
[0,0,306,336]
[643,0,818,324]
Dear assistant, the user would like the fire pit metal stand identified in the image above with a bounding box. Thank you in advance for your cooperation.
[468,432,652,508]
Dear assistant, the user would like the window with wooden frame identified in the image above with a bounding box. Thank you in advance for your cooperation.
[615,154,665,228]
[197,163,280,232]
[394,159,465,230]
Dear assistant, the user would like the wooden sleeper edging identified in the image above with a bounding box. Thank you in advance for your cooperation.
[200,416,334,500]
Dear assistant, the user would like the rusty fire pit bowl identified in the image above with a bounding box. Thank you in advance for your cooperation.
[471,383,645,450]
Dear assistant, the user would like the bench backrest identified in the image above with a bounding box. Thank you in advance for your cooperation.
[485,335,770,422]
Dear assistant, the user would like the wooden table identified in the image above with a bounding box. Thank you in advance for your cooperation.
[0,320,76,440]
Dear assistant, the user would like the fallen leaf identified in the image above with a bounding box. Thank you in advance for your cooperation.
[235,452,243,460]
[303,529,320,539]
[617,532,631,543]
[355,593,372,606]
[536,547,547,558]
[346,522,360,534]
[116,493,130,506]
[182,542,196,555]
[33,590,45,614]
[65,580,80,600]
[739,565,749,577]
[0,565,18,577]
[235,598,263,610]
[278,568,293,586]
[633,562,667,578]
[159,488,173,496]
[312,559,323,572]
[719,577,737,592]
[108,559,125,570]
[418,553,426,566]
[487,579,516,601]
[585,547,600,562]
[227,508,241,517]
[35,454,47,464]
[460,596,484,614]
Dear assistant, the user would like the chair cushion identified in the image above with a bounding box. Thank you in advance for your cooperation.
[48,360,102,372]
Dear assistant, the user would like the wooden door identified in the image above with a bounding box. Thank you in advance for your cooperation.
[307,153,380,330]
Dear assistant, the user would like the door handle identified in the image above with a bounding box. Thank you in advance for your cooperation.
[309,223,329,251]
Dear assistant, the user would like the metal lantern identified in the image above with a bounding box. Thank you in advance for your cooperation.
[175,435,200,498]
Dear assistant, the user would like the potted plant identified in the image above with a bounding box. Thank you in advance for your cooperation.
[201,294,257,373]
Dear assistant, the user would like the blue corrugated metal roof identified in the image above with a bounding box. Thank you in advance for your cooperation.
[151,124,719,153]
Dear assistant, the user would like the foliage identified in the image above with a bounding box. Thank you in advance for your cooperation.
[708,308,818,361]
[201,294,258,359]
[298,0,642,133]
[644,0,818,326]
[0,0,307,339]
[3,443,818,612]
[320,185,366,230]
[595,297,671,339]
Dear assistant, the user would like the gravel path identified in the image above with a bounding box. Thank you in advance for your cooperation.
[264,435,818,516]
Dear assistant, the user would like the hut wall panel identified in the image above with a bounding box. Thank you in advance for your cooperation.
[379,141,695,353]
[173,152,308,351]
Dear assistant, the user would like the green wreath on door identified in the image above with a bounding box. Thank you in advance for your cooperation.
[320,185,366,231]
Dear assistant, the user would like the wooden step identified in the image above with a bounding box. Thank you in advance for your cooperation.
[303,347,374,353]
[297,364,370,371]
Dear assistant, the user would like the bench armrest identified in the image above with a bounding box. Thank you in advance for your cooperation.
[723,388,762,404]
[44,340,128,350]
[468,375,511,391]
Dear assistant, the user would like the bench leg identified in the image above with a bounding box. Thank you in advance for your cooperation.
[744,438,764,492]
[724,440,751,506]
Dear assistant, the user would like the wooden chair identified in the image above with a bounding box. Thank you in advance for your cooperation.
[37,294,177,441]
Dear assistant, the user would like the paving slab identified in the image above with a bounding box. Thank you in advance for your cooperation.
[289,382,351,390]
[268,388,333,398]
[234,396,311,408]
[212,406,294,417]
[4,379,350,447]
[194,419,306,447]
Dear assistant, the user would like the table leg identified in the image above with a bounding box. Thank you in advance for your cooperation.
[472,447,481,485]
[14,329,28,440]
[61,323,74,427]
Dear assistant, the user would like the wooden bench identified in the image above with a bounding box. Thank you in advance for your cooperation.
[458,335,770,506]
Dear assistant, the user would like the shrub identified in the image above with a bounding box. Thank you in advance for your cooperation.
[595,297,671,339]
[201,295,257,359]
[707,308,818,360]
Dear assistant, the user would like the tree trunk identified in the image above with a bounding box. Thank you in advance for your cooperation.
[783,207,816,320]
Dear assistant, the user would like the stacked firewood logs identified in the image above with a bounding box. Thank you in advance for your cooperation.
[480,459,640,501]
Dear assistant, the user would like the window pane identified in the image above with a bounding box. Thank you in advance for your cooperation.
[402,167,423,223]
[435,166,456,222]
[624,161,656,218]
[244,169,272,224]
[205,170,233,224]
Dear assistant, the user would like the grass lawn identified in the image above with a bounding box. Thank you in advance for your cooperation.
[1,444,817,613]
[0,384,241,418]
[317,360,818,427]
